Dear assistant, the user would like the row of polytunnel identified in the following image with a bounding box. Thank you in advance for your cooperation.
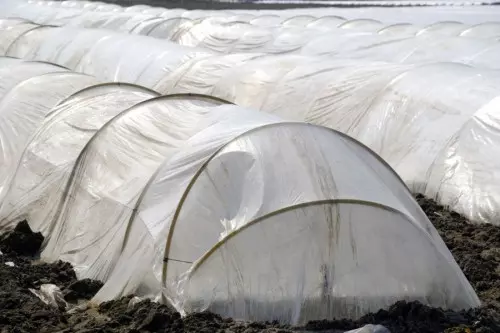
[0,0,498,326]
[0,56,480,324]
[4,1,500,58]
[1,15,499,223]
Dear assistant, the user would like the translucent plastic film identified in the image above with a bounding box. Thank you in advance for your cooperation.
[163,124,459,307]
[0,84,158,236]
[1,24,213,85]
[0,22,39,55]
[0,60,67,97]
[41,96,240,282]
[163,57,500,224]
[425,96,500,223]
[2,3,500,68]
[181,201,479,324]
[95,108,283,303]
[0,71,98,200]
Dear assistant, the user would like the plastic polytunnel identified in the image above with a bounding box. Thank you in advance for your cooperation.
[0,74,480,323]
[0,21,39,55]
[425,96,500,224]
[0,24,213,86]
[95,118,479,324]
[158,56,500,224]
[0,83,159,235]
[0,58,99,197]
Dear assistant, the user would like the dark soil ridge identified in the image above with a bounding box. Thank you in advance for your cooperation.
[0,197,499,333]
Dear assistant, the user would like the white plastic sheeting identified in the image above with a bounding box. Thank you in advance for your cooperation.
[4,0,500,27]
[0,65,479,323]
[155,57,500,224]
[0,19,499,224]
[0,24,213,85]
[0,2,494,323]
[0,62,98,199]
[2,5,500,65]
[0,58,93,192]
[424,96,500,223]
[0,83,158,236]
[92,116,478,323]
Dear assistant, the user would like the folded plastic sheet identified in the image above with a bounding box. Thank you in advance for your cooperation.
[154,53,265,96]
[129,16,170,35]
[0,71,98,201]
[0,83,158,235]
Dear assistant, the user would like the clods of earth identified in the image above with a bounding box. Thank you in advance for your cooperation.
[0,196,499,333]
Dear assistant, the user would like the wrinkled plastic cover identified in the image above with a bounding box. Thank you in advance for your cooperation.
[90,116,478,325]
[165,124,476,323]
[0,1,488,324]
[160,56,500,224]
[3,2,500,67]
[0,70,98,200]
[425,96,500,223]
[0,84,158,236]
[0,59,482,328]
[0,22,213,85]
[41,96,233,282]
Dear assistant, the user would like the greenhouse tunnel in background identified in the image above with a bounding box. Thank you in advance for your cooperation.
[2,1,500,61]
[0,16,499,224]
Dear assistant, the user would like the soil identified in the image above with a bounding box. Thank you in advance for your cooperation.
[0,197,499,333]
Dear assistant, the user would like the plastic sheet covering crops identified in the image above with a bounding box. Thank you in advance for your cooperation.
[90,117,479,324]
[0,67,479,323]
[4,0,500,27]
[424,96,500,223]
[0,82,159,236]
[152,56,500,224]
[1,17,499,224]
[2,2,500,67]
[0,24,213,86]
[0,20,39,55]
[1,19,499,72]
[0,58,99,199]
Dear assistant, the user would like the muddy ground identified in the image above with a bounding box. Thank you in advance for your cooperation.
[0,196,499,333]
